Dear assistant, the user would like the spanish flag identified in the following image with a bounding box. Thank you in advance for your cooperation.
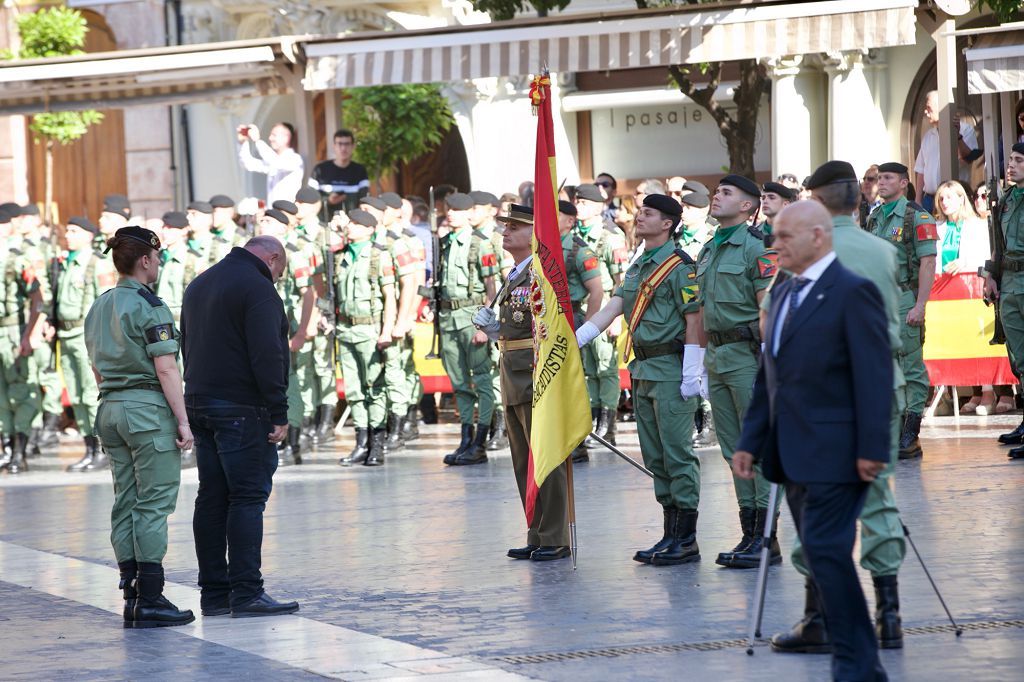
[525,73,592,525]
[923,273,1014,385]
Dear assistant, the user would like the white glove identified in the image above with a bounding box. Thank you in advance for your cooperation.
[680,344,702,399]
[699,347,710,400]
[472,306,500,335]
[576,321,600,347]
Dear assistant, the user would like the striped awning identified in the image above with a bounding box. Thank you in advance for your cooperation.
[304,0,917,90]
[964,27,1024,95]
[0,40,300,115]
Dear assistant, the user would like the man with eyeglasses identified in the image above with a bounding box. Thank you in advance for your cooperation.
[594,172,620,224]
[859,164,882,229]
[309,129,370,220]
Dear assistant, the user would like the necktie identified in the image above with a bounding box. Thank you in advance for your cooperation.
[782,277,811,333]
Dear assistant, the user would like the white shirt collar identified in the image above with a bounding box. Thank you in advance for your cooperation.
[794,251,836,285]
[508,255,533,282]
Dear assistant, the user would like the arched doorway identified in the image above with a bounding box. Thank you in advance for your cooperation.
[395,126,472,198]
[25,10,127,222]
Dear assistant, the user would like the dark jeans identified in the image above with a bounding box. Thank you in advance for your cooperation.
[187,395,278,609]
[786,481,887,682]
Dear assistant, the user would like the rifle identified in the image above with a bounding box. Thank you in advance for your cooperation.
[48,252,60,370]
[324,232,338,374]
[983,161,1006,345]
[418,185,442,360]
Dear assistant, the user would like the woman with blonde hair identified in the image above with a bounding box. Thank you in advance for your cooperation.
[933,180,1010,414]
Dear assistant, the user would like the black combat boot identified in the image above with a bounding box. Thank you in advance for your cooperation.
[38,412,62,447]
[771,578,832,653]
[898,412,923,459]
[314,405,336,443]
[571,444,589,463]
[420,394,438,424]
[603,410,617,446]
[364,428,387,466]
[119,560,138,626]
[633,507,678,564]
[651,509,700,565]
[998,417,1024,445]
[5,433,29,475]
[402,405,420,441]
[485,411,509,450]
[594,408,611,440]
[443,424,474,465]
[288,427,302,465]
[0,434,13,471]
[873,575,904,649]
[82,437,109,472]
[716,507,756,566]
[66,436,97,472]
[131,562,194,629]
[1009,444,1024,460]
[339,428,370,466]
[619,389,635,422]
[28,428,42,457]
[451,423,489,465]
[726,508,782,569]
[384,412,404,451]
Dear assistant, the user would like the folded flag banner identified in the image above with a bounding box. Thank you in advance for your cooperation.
[525,72,592,525]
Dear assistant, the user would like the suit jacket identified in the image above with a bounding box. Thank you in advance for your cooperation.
[736,258,893,484]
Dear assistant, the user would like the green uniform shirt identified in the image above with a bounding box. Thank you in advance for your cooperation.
[54,248,103,336]
[478,221,515,273]
[439,226,498,331]
[575,221,628,292]
[205,227,237,268]
[561,231,602,305]
[1001,188,1024,294]
[1,237,29,327]
[155,245,187,320]
[675,221,714,261]
[335,241,395,343]
[84,277,178,395]
[614,240,700,381]
[866,195,938,290]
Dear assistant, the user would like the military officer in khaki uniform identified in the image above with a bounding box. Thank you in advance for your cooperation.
[867,162,937,460]
[577,194,704,565]
[472,204,570,561]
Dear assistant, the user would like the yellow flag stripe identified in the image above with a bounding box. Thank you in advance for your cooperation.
[923,298,1007,360]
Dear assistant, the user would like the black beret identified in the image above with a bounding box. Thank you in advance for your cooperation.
[18,203,40,216]
[445,193,474,211]
[378,192,403,209]
[643,193,683,217]
[804,161,858,190]
[877,162,909,175]
[347,208,378,228]
[263,208,289,226]
[187,201,213,214]
[209,194,235,208]
[762,181,797,200]
[0,201,20,214]
[103,194,131,218]
[719,175,761,198]
[105,225,161,253]
[360,196,388,211]
[470,190,500,207]
[162,211,188,229]
[1012,143,1024,156]
[681,192,709,208]
[294,187,320,204]
[67,216,99,234]
[682,180,709,195]
[271,200,297,216]
[497,203,534,225]
[0,205,14,222]
[558,199,577,216]
[575,183,605,203]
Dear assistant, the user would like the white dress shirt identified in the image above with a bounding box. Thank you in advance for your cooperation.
[507,255,533,283]
[772,251,837,355]
[238,141,305,204]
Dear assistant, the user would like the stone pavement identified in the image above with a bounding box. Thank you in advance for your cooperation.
[1,411,1022,681]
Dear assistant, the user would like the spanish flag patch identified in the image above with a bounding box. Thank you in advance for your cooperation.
[756,252,778,278]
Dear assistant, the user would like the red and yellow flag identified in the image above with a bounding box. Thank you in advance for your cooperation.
[525,72,592,525]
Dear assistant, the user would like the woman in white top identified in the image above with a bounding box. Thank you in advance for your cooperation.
[237,122,304,204]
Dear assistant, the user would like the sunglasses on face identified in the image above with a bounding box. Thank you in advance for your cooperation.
[595,181,613,188]
[863,176,878,182]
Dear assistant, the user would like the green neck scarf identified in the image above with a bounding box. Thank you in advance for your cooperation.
[881,199,901,219]
[678,223,698,243]
[712,222,744,247]
[641,239,673,264]
[346,240,370,260]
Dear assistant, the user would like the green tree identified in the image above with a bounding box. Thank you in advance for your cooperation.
[6,7,103,222]
[975,0,1024,22]
[342,84,454,192]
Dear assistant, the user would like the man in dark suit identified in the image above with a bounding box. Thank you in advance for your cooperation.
[733,201,892,681]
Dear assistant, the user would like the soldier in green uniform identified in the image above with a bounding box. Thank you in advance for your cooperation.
[990,144,1024,459]
[577,194,704,565]
[438,193,499,465]
[574,183,629,445]
[699,175,781,569]
[55,217,107,472]
[154,212,190,322]
[758,182,796,245]
[866,162,937,459]
[186,201,215,257]
[84,224,194,629]
[472,204,571,561]
[334,209,397,466]
[206,195,241,266]
[767,163,908,653]
[675,191,715,261]
[556,199,604,462]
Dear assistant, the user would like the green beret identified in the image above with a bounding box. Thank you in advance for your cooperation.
[762,181,796,200]
[67,216,99,234]
[445,193,474,211]
[681,192,709,209]
[804,161,858,190]
[162,211,188,229]
[643,193,682,217]
[470,190,500,207]
[360,196,387,211]
[294,187,320,204]
[105,225,161,253]
[347,208,378,228]
[575,183,605,203]
[683,180,709,195]
[878,162,908,175]
[271,200,297,216]
[719,174,760,198]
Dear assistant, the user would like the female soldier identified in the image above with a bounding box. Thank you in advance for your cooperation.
[84,225,194,629]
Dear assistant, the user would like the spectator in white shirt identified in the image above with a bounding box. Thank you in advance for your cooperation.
[914,91,979,214]
[237,122,305,205]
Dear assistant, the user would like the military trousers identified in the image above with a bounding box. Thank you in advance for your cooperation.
[792,387,907,577]
[33,342,64,416]
[96,397,182,564]
[506,400,569,546]
[633,378,701,509]
[339,332,387,429]
[439,324,495,426]
[581,331,620,410]
[59,333,98,437]
[288,339,320,427]
[897,297,929,414]
[707,348,779,512]
[312,333,338,407]
[490,343,503,417]
[1000,289,1024,376]
[0,325,40,435]
[384,336,415,417]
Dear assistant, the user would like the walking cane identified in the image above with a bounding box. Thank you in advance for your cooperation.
[901,520,962,636]
[746,482,780,655]
[587,432,655,478]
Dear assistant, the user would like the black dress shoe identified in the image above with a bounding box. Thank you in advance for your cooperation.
[1009,445,1024,459]
[530,546,571,561]
[231,592,300,618]
[507,544,539,559]
[201,600,231,617]
[998,419,1024,445]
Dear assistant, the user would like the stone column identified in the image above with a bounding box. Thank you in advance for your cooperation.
[767,56,825,182]
[822,50,890,177]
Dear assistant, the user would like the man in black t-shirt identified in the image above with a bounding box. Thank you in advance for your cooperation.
[308,128,371,220]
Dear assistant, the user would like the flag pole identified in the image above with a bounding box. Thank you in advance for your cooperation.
[566,454,578,570]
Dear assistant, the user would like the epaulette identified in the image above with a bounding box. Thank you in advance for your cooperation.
[403,227,418,238]
[137,287,164,307]
[674,248,696,265]
[746,224,766,241]
[8,246,23,257]
[187,247,203,258]
[471,229,488,240]
[286,241,300,252]
[372,243,388,252]
[906,200,927,213]
[213,234,230,243]
[573,235,588,248]
[387,230,401,241]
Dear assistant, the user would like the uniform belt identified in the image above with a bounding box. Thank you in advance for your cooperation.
[632,342,682,361]
[1002,259,1024,273]
[707,326,756,347]
[498,338,533,352]
[337,314,376,326]
[0,314,19,326]
[58,319,84,331]
[99,383,163,398]
[440,294,486,310]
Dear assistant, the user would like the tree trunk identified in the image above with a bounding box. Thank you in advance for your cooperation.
[44,139,54,225]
